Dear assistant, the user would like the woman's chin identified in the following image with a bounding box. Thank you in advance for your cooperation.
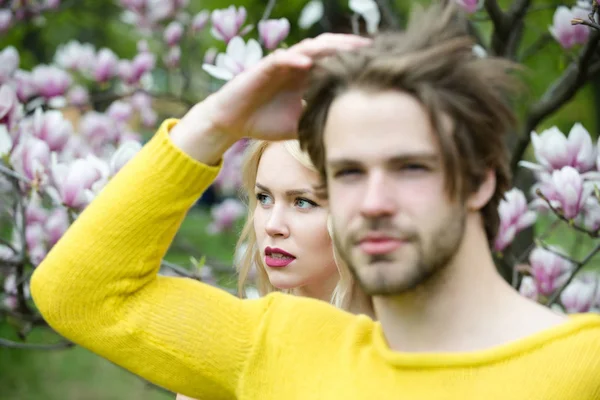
[269,276,302,291]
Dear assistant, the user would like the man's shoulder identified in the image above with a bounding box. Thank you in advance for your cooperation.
[540,313,600,364]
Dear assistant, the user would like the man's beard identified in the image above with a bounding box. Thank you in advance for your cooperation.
[332,209,466,296]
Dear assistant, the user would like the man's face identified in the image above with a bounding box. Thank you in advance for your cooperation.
[324,89,465,296]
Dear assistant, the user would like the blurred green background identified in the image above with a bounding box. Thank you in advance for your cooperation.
[1,0,600,398]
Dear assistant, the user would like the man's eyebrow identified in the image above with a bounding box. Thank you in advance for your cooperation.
[327,153,440,167]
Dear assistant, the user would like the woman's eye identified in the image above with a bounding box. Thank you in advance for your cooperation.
[256,193,273,206]
[294,198,317,209]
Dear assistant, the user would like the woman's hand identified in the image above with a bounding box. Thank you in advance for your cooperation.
[169,33,371,165]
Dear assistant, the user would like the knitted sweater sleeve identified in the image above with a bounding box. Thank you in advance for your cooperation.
[30,119,270,399]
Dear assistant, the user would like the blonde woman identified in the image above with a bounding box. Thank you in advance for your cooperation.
[176,140,372,400]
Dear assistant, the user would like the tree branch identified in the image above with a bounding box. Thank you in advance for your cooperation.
[572,18,600,32]
[507,0,532,22]
[519,33,552,62]
[485,0,508,55]
[0,163,32,185]
[546,241,600,306]
[260,0,277,21]
[0,337,74,350]
[160,260,201,279]
[511,30,600,173]
[0,236,17,254]
[374,0,401,29]
[534,189,600,238]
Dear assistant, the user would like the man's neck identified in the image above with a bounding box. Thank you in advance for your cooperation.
[373,221,566,354]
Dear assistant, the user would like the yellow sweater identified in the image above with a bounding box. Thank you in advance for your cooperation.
[31,119,600,399]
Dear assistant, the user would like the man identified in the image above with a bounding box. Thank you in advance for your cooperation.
[31,3,600,399]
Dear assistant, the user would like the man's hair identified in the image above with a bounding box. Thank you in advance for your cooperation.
[298,3,521,243]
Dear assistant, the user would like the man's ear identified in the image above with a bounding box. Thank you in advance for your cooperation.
[467,170,496,211]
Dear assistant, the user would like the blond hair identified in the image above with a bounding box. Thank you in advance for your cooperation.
[234,139,360,310]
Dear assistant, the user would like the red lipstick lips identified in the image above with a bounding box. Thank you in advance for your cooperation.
[264,246,296,268]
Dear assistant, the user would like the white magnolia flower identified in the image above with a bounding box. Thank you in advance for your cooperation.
[202,36,263,81]
[298,0,324,29]
[349,0,380,34]
[0,123,11,157]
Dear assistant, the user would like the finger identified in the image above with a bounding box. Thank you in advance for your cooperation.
[289,34,372,58]
[270,48,313,69]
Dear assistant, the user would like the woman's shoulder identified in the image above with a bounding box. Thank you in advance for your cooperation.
[255,292,376,340]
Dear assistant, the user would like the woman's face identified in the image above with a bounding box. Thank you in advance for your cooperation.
[253,143,339,296]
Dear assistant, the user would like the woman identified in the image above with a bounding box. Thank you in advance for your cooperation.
[30,33,375,399]
[176,140,372,400]
[235,139,372,312]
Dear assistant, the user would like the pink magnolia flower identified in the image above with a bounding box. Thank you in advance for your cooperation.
[258,18,290,50]
[79,110,121,149]
[130,91,157,127]
[50,154,110,209]
[0,84,23,131]
[140,107,157,127]
[54,40,96,73]
[106,100,133,123]
[164,21,183,46]
[0,46,19,84]
[454,0,479,13]
[31,65,72,99]
[203,47,218,65]
[164,46,181,69]
[109,140,142,176]
[211,6,247,43]
[521,124,596,173]
[529,246,574,296]
[26,195,48,225]
[0,9,13,32]
[207,198,246,234]
[26,226,48,266]
[119,0,145,13]
[519,276,538,301]
[202,36,263,81]
[45,0,61,9]
[119,131,142,144]
[581,197,600,232]
[30,107,73,152]
[118,52,156,85]
[541,166,591,219]
[560,276,597,313]
[60,134,91,162]
[549,6,590,49]
[494,188,537,252]
[93,48,119,83]
[130,91,152,110]
[137,39,149,53]
[214,139,248,195]
[4,273,30,298]
[13,70,38,103]
[147,0,176,23]
[45,207,69,246]
[191,10,210,33]
[10,135,51,183]
[67,85,89,107]
[0,124,12,157]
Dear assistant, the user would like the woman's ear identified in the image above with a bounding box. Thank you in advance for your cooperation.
[467,170,496,211]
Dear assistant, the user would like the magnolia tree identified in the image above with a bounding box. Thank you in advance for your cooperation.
[0,0,600,350]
